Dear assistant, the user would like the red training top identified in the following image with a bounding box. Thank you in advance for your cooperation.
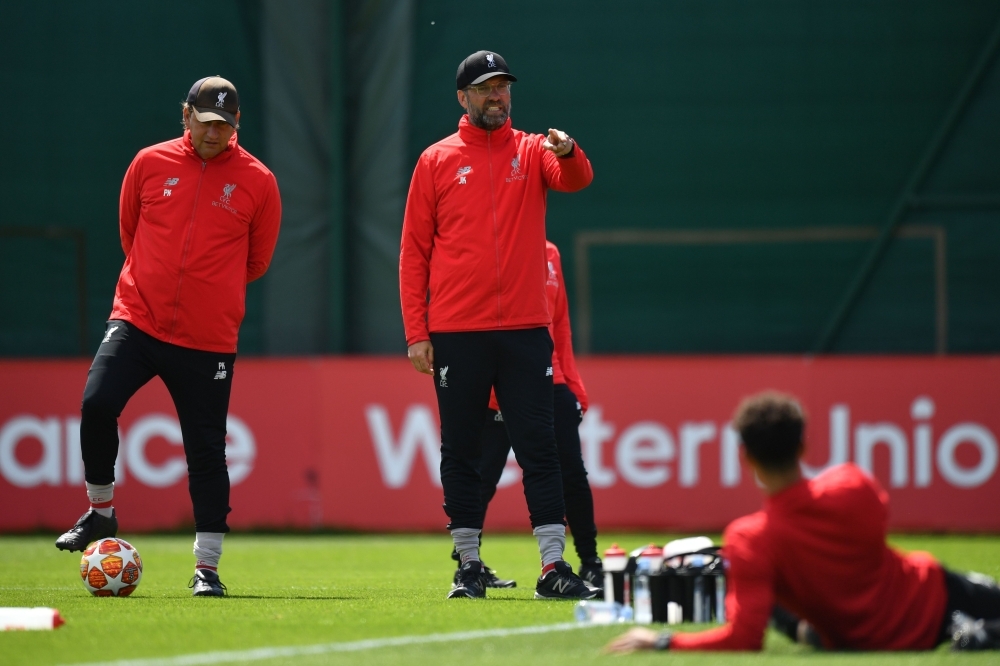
[488,241,588,411]
[399,116,593,346]
[112,131,282,353]
[671,464,946,651]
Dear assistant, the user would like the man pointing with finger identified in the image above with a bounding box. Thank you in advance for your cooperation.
[400,50,596,600]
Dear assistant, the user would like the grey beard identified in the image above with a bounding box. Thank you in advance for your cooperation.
[468,103,510,131]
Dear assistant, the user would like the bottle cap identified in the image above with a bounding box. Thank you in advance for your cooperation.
[604,543,626,557]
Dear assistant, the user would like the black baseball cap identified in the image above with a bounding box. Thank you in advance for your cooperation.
[186,76,240,127]
[456,51,517,90]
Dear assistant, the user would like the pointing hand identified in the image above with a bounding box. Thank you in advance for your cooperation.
[543,128,574,156]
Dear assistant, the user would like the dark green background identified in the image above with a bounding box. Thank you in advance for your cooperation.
[2,1,999,355]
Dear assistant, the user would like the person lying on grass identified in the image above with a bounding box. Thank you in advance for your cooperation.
[605,391,1000,653]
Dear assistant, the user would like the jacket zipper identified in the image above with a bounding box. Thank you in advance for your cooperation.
[487,132,502,326]
[170,160,207,342]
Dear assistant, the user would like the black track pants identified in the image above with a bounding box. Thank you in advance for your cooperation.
[937,568,1000,642]
[479,383,599,561]
[80,320,235,532]
[431,328,565,530]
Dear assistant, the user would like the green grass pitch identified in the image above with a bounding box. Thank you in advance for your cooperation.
[1,533,998,665]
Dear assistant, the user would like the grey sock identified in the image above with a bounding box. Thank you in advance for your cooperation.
[452,527,481,564]
[533,524,566,567]
[193,532,224,570]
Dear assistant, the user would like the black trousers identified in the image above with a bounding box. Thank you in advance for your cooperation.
[479,383,599,562]
[80,320,235,533]
[431,328,565,530]
[937,568,1000,642]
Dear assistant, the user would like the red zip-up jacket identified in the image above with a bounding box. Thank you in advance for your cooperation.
[671,464,946,651]
[110,131,281,353]
[489,241,588,412]
[400,116,593,346]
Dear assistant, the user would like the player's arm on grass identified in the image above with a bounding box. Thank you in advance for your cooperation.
[540,128,593,192]
[549,245,588,411]
[119,154,143,255]
[400,154,437,375]
[246,173,282,283]
[670,522,775,651]
[605,521,775,654]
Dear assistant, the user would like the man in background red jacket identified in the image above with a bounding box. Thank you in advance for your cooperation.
[451,240,603,591]
[55,77,281,598]
[605,392,1000,653]
[400,50,597,600]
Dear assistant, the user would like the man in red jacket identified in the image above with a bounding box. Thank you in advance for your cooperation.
[55,76,281,597]
[400,51,597,600]
[605,392,1000,653]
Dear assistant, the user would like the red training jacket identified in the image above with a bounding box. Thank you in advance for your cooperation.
[488,241,588,411]
[399,116,593,346]
[111,131,281,353]
[671,464,946,651]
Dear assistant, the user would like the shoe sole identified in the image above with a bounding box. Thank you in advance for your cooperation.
[533,590,601,600]
[447,588,485,599]
[485,581,517,588]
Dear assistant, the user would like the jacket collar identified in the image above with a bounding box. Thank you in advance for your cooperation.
[457,115,513,145]
[182,130,239,163]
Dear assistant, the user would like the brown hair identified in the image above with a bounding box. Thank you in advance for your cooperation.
[733,391,805,471]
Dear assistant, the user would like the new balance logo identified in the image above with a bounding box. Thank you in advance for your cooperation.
[102,326,119,344]
[213,362,227,380]
[550,578,573,594]
[164,178,180,186]
[439,366,449,388]
[545,367,553,377]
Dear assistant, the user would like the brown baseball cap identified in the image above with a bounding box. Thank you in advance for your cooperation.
[186,76,240,127]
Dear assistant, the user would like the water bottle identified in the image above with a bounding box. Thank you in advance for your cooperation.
[693,576,704,622]
[633,559,653,624]
[0,607,65,631]
[574,600,632,624]
[602,543,627,604]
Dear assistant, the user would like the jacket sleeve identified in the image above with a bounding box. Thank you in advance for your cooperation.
[540,139,593,193]
[550,246,588,411]
[246,172,282,283]
[400,153,437,346]
[670,522,774,651]
[119,153,143,256]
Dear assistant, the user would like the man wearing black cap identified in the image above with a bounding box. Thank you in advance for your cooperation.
[54,76,281,597]
[400,51,597,600]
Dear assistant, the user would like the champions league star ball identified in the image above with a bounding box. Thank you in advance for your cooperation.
[79,538,143,597]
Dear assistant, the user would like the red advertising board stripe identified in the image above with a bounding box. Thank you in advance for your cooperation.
[1,357,998,533]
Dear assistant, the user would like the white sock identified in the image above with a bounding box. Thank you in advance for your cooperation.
[534,524,566,570]
[86,482,114,518]
[451,527,481,564]
[193,532,224,571]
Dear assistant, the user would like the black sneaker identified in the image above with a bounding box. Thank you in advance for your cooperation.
[54,509,118,552]
[189,569,227,597]
[578,558,603,589]
[951,612,1000,651]
[534,561,601,600]
[452,561,516,588]
[448,560,487,599]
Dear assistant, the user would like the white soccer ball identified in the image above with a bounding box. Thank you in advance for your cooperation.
[79,538,143,597]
